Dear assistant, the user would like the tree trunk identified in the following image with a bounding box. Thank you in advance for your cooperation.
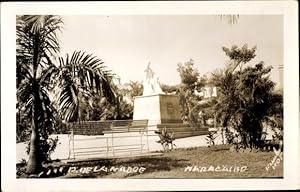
[26,85,41,174]
[26,115,41,174]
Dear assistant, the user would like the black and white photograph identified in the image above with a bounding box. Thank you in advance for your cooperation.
[1,1,299,191]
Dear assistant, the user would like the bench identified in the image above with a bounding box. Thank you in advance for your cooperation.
[71,121,111,135]
[104,119,149,133]
[68,121,111,159]
[104,120,149,156]
[69,119,149,160]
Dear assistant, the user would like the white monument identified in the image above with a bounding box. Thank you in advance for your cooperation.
[133,60,182,126]
[142,61,164,96]
[132,60,209,143]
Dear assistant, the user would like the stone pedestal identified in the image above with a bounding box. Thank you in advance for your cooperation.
[133,94,209,141]
[133,94,182,126]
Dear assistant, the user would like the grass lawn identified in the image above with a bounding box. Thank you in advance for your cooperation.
[58,145,283,179]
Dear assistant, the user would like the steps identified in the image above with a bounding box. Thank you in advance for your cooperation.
[156,123,210,139]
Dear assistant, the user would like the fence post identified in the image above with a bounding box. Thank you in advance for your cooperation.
[68,127,72,159]
[106,137,109,158]
[140,129,143,153]
[72,129,75,160]
[111,122,115,157]
[146,124,149,152]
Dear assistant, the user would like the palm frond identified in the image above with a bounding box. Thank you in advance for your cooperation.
[57,51,117,122]
[59,81,78,122]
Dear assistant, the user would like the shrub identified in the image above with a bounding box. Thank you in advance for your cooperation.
[205,131,218,147]
[156,128,176,151]
[26,136,60,163]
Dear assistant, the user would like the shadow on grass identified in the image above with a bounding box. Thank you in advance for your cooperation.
[115,156,189,178]
[209,145,231,152]
[64,156,189,178]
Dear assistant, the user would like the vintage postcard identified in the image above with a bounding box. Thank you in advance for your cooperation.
[1,1,299,191]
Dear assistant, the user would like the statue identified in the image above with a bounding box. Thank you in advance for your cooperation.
[143,60,165,96]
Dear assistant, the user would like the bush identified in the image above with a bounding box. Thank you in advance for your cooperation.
[17,123,31,143]
[26,136,60,163]
[16,112,31,143]
[156,128,176,151]
[205,131,218,147]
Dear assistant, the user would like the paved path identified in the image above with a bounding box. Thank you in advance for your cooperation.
[16,133,224,163]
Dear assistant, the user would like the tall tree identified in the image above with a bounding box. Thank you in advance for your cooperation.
[222,44,256,73]
[16,15,63,174]
[212,45,283,149]
[17,16,117,174]
[177,59,205,125]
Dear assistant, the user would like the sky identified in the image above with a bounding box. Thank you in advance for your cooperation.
[59,15,283,87]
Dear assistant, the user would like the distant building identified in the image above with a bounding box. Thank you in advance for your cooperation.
[195,86,217,99]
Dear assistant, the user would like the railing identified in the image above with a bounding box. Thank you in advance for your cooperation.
[68,120,212,160]
[68,119,149,160]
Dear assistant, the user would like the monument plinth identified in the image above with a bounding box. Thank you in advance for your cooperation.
[133,94,182,126]
[133,60,209,140]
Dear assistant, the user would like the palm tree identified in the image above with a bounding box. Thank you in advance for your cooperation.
[17,16,117,174]
[57,51,117,123]
[16,15,63,174]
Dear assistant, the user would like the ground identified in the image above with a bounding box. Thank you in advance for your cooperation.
[17,145,283,178]
[16,133,225,163]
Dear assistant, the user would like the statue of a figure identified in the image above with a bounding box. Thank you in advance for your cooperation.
[143,60,165,96]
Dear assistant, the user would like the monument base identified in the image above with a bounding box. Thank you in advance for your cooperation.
[133,94,182,126]
[133,94,210,140]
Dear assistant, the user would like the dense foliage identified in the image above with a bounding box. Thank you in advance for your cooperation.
[176,59,206,126]
[212,45,283,149]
